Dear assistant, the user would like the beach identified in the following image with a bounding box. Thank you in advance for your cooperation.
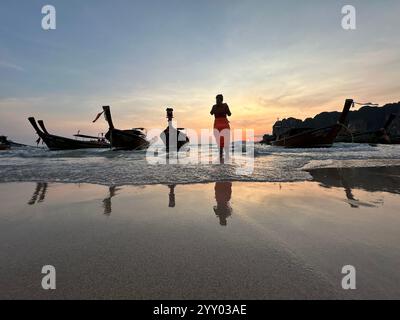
[1,0,400,308]
[1,166,400,299]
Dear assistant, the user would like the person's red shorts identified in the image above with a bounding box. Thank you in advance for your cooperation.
[213,118,230,148]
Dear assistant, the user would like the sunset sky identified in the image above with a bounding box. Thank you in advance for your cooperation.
[1,0,399,144]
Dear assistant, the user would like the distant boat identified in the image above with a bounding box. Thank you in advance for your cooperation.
[0,136,11,150]
[28,117,110,150]
[160,108,189,151]
[272,99,353,148]
[336,113,397,144]
[0,135,27,149]
[102,106,150,150]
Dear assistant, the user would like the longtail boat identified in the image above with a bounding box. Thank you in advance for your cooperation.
[28,117,110,150]
[0,135,27,149]
[272,99,353,148]
[160,108,189,151]
[101,106,150,150]
[0,136,11,150]
[336,113,397,144]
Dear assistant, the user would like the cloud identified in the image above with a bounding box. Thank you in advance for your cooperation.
[0,61,24,72]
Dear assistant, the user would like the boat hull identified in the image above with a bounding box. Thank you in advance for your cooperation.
[336,113,396,144]
[106,129,149,150]
[102,106,150,150]
[336,131,391,144]
[41,134,110,150]
[160,127,189,151]
[272,99,353,148]
[28,117,110,150]
[272,125,341,148]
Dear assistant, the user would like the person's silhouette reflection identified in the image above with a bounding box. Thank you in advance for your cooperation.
[338,169,359,208]
[28,183,48,205]
[213,182,233,226]
[102,186,120,216]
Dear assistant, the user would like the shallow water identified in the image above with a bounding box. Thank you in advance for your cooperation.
[1,143,400,185]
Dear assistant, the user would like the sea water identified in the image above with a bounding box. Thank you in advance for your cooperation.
[0,143,400,186]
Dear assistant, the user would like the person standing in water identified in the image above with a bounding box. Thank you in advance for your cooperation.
[210,94,231,158]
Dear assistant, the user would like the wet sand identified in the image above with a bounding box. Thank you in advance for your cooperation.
[1,166,400,299]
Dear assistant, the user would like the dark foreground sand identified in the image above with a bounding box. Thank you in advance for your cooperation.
[1,166,400,299]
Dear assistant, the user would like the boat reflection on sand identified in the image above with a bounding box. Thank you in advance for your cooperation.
[307,166,400,208]
[28,183,49,205]
[167,185,176,208]
[102,186,121,216]
[27,183,121,216]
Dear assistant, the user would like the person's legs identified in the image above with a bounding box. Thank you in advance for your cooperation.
[219,145,224,159]
[223,129,231,159]
[214,128,224,159]
[214,121,230,160]
[218,128,230,159]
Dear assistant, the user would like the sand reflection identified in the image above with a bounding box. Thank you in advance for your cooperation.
[27,183,48,205]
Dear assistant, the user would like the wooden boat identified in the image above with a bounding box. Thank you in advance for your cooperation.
[336,113,397,144]
[272,99,353,148]
[0,135,27,149]
[0,136,11,150]
[28,117,110,150]
[102,106,150,150]
[160,108,189,151]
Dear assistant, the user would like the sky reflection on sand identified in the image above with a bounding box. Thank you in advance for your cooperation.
[0,166,400,299]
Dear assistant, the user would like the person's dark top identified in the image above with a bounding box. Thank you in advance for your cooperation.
[210,103,232,119]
